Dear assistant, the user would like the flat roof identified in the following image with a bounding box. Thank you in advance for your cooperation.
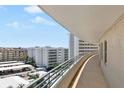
[0,61,23,64]
[0,63,24,68]
[0,64,33,71]
[0,76,29,88]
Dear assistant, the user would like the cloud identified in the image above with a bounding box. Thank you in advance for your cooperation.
[6,21,36,30]
[31,16,56,26]
[6,21,19,28]
[31,16,45,24]
[24,6,44,14]
[45,21,56,26]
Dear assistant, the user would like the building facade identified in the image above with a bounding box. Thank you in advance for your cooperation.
[0,48,27,62]
[57,48,68,63]
[27,47,68,68]
[69,34,99,58]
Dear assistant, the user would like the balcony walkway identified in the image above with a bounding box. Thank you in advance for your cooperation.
[74,54,109,88]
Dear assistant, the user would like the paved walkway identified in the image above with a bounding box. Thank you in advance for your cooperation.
[76,54,109,88]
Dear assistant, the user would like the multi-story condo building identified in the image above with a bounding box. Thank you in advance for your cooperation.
[26,48,35,59]
[69,34,99,58]
[57,48,68,63]
[27,47,68,68]
[46,47,58,68]
[34,47,44,67]
[0,48,27,62]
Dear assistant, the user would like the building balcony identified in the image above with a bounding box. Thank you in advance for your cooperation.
[25,53,109,88]
[72,54,108,88]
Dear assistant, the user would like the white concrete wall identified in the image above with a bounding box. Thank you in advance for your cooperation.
[69,34,75,59]
[27,48,33,58]
[42,48,48,68]
[34,48,43,67]
[100,15,124,87]
[74,36,79,57]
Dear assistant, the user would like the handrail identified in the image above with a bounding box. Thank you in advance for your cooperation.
[25,54,83,88]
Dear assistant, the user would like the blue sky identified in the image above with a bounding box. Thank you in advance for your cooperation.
[0,5,69,48]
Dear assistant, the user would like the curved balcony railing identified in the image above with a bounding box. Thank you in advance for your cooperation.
[25,54,83,88]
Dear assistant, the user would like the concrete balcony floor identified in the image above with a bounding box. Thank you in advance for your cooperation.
[76,54,109,88]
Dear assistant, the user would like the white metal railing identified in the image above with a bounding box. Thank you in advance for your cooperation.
[25,55,83,88]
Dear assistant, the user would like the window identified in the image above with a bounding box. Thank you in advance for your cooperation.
[100,42,103,61]
[104,40,107,64]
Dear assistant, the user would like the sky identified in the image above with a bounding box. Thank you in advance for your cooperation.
[0,5,69,48]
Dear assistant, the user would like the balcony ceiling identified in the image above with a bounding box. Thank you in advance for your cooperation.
[39,5,124,42]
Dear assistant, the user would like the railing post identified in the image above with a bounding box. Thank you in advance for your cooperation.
[48,73,51,88]
[68,60,70,69]
[61,65,63,76]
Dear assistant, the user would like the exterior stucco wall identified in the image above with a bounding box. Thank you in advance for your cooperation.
[100,15,124,87]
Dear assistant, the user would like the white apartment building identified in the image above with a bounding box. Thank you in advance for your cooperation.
[27,47,68,68]
[57,48,68,63]
[27,48,35,59]
[69,34,99,58]
[34,47,43,67]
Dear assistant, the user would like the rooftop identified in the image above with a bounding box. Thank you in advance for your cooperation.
[0,64,33,71]
[0,76,29,88]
